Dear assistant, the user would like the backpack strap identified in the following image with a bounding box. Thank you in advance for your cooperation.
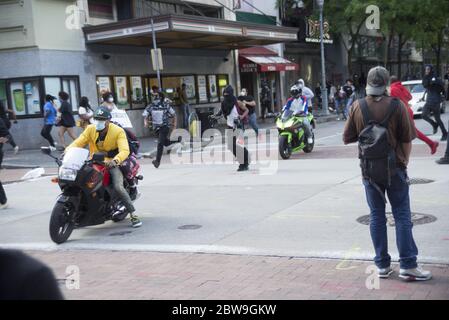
[380,98,399,127]
[359,98,371,126]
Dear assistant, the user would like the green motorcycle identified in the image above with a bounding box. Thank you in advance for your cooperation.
[276,109,315,159]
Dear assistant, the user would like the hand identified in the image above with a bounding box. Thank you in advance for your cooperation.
[106,159,118,169]
[0,137,8,144]
[13,120,18,124]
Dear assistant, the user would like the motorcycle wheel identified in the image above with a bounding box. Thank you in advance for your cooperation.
[304,132,315,153]
[49,202,75,244]
[279,135,292,159]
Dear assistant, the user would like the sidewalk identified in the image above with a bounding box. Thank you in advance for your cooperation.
[26,250,449,300]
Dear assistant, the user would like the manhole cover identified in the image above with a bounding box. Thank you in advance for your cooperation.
[357,213,437,226]
[409,178,435,185]
[109,231,133,236]
[178,224,202,230]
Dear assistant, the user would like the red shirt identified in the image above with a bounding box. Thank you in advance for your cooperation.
[390,81,414,119]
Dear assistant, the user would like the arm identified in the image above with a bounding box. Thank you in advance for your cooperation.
[237,100,249,119]
[66,126,90,150]
[113,129,130,164]
[343,104,359,144]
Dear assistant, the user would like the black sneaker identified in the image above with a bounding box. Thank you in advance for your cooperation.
[441,134,448,142]
[433,124,439,135]
[152,160,160,168]
[237,164,249,172]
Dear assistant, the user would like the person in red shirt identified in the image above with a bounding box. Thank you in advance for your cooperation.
[390,76,439,154]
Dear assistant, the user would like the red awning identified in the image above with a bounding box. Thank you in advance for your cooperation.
[239,47,299,73]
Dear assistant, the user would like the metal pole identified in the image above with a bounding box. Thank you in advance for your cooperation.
[150,14,161,89]
[319,5,329,115]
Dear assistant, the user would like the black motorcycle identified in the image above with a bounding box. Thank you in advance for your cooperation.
[42,147,143,244]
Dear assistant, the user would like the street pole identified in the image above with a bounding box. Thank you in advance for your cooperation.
[150,10,161,89]
[318,0,329,115]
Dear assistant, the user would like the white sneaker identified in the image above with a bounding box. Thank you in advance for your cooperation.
[14,146,19,154]
[49,146,57,152]
[377,266,394,278]
[399,266,432,281]
[0,202,8,210]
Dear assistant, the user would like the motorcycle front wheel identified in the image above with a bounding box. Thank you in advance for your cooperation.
[49,202,75,244]
[279,135,292,159]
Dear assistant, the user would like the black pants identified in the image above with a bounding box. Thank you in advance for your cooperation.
[156,126,176,163]
[41,124,55,147]
[422,103,448,136]
[0,180,6,204]
[0,143,3,168]
[226,128,249,166]
[261,101,273,118]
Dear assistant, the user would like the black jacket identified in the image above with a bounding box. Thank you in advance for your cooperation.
[423,74,444,105]
[0,118,9,138]
[0,250,63,300]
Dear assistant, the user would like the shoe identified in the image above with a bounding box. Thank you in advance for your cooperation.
[13,146,19,154]
[399,267,432,281]
[431,141,439,155]
[377,266,394,279]
[237,164,249,172]
[152,160,160,169]
[433,124,438,135]
[436,157,449,165]
[441,134,447,142]
[0,202,8,210]
[49,146,57,152]
[130,214,142,228]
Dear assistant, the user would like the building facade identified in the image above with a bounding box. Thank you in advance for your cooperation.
[0,0,298,149]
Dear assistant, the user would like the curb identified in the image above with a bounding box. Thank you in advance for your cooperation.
[2,164,40,170]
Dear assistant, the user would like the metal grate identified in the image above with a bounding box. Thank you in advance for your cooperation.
[178,224,202,230]
[357,212,437,227]
[409,178,435,185]
[109,231,133,236]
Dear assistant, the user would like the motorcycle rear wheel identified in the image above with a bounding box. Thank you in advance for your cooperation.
[304,132,315,153]
[49,202,75,244]
[279,135,292,159]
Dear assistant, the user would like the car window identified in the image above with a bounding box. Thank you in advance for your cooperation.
[411,84,425,93]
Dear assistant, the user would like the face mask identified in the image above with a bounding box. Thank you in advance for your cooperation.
[95,120,106,131]
[107,97,114,103]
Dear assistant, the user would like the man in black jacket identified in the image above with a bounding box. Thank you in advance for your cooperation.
[422,65,447,141]
[0,249,63,300]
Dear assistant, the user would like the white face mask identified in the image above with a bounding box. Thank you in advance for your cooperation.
[95,120,106,131]
[107,97,114,103]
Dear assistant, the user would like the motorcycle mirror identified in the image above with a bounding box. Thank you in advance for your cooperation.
[41,147,52,155]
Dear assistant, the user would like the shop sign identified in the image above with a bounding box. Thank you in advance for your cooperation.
[130,76,144,104]
[114,76,128,108]
[240,63,258,73]
[198,75,208,103]
[305,19,333,44]
[208,75,218,102]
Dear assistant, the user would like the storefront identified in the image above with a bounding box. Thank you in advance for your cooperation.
[0,14,298,149]
[239,47,298,114]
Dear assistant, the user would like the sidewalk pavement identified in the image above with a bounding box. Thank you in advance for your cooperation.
[26,250,449,300]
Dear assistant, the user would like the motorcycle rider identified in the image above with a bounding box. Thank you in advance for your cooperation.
[283,85,313,144]
[66,107,142,228]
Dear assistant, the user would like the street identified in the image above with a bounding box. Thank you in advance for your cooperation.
[1,114,449,300]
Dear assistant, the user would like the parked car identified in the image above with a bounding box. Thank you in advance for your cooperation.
[402,80,446,116]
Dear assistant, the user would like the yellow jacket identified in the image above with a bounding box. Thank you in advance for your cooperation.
[67,123,130,164]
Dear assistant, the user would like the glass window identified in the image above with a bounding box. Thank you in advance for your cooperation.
[180,75,196,104]
[217,74,229,98]
[0,80,7,109]
[96,76,112,104]
[208,75,219,102]
[130,76,145,108]
[88,0,113,19]
[197,75,208,103]
[114,76,129,109]
[44,77,61,97]
[9,80,41,116]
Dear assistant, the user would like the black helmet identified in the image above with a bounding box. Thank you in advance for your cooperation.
[93,107,112,120]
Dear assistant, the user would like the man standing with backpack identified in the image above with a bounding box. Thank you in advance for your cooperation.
[343,66,432,281]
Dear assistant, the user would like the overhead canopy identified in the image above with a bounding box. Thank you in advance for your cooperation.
[83,14,298,50]
[239,47,299,72]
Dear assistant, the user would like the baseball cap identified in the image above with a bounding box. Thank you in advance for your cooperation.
[366,66,390,96]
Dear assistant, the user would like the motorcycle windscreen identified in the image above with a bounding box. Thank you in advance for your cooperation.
[281,109,294,122]
[61,147,89,171]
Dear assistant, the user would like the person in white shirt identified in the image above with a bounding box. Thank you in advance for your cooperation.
[297,79,315,108]
[78,96,94,129]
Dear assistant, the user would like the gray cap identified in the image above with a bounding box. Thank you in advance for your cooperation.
[366,66,390,96]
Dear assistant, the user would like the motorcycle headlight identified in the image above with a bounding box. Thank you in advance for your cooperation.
[59,168,77,181]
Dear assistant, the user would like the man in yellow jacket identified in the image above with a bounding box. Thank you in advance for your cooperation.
[66,107,142,228]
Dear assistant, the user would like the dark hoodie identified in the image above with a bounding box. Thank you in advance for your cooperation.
[423,65,445,105]
[221,85,237,118]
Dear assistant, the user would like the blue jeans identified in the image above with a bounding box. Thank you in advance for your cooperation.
[182,104,190,129]
[248,113,259,135]
[363,169,418,269]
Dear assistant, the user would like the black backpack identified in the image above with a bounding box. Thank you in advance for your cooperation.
[107,122,140,157]
[358,98,399,200]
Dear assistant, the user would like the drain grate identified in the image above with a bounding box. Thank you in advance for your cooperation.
[178,224,202,230]
[357,212,437,226]
[109,231,133,236]
[409,178,435,185]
